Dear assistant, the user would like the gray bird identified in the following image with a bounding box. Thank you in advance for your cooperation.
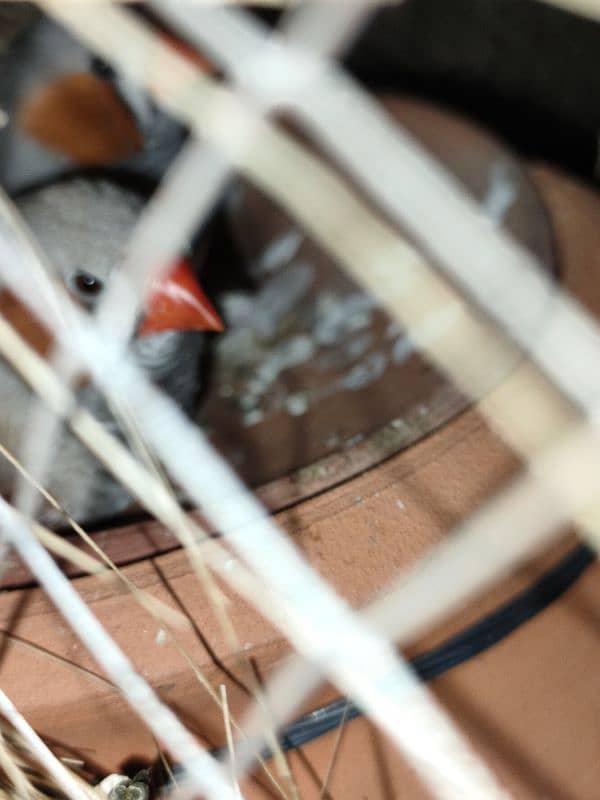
[0,10,186,191]
[0,175,222,525]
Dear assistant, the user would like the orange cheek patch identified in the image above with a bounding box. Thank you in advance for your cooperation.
[18,72,144,165]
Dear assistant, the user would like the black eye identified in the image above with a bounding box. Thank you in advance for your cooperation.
[73,271,103,297]
[90,56,116,81]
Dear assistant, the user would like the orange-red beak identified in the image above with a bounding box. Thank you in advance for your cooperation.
[138,259,223,337]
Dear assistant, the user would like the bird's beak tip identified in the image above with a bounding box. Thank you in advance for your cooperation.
[138,258,223,337]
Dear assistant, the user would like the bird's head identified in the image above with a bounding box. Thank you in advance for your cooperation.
[16,176,223,340]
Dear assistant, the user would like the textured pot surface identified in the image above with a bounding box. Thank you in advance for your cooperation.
[0,109,598,798]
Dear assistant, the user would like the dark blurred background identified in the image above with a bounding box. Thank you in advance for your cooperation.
[3,1,599,187]
[340,0,600,183]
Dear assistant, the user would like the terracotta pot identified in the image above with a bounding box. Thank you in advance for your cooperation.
[0,101,599,799]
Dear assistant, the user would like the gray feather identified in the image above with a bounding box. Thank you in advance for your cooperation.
[0,177,205,524]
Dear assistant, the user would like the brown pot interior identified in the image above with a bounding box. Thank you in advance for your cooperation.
[0,97,599,799]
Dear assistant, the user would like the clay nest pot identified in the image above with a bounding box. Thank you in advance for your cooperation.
[1,93,599,800]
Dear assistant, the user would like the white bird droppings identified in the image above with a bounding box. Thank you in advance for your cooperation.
[482,162,517,225]
[258,229,303,273]
[155,628,168,646]
[286,392,309,416]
